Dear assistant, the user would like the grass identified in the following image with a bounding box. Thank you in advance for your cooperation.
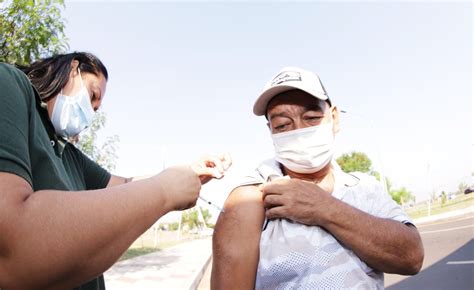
[406,194,474,220]
[119,247,160,261]
[119,235,204,261]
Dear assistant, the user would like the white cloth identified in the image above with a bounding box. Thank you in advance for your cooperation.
[236,159,412,290]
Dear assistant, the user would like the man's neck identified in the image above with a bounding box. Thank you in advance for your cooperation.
[282,163,335,192]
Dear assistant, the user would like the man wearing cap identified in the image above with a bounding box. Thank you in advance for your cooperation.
[211,67,424,289]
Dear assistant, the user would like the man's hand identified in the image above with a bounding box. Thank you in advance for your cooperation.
[191,152,232,184]
[262,177,424,275]
[261,178,335,225]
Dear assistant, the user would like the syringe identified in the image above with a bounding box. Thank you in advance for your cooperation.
[198,196,225,213]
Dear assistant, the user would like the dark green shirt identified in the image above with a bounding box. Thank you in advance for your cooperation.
[0,63,111,289]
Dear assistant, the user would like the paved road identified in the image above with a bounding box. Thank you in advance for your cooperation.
[386,213,474,290]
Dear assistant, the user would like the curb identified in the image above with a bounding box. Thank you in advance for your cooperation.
[413,206,474,225]
[190,252,212,290]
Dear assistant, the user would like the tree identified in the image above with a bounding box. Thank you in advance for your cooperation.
[336,151,372,173]
[0,1,119,170]
[441,191,447,207]
[0,0,68,66]
[76,111,120,172]
[390,187,415,205]
[337,151,414,205]
[181,207,212,230]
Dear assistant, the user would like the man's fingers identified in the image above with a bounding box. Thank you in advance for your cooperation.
[263,194,284,209]
[265,206,286,220]
[261,179,291,195]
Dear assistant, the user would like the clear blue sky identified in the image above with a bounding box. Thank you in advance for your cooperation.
[63,1,472,212]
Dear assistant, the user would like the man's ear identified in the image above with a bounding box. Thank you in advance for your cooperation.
[331,106,340,134]
[266,122,272,133]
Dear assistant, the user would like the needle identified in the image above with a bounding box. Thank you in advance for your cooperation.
[198,196,225,213]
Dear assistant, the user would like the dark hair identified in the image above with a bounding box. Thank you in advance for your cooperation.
[19,52,108,101]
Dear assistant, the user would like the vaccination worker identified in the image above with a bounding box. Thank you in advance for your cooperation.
[0,52,231,290]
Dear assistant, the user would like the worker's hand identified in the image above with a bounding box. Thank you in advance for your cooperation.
[155,165,202,211]
[191,152,232,185]
[260,178,335,226]
[154,153,232,211]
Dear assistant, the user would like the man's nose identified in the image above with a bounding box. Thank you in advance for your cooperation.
[294,118,309,130]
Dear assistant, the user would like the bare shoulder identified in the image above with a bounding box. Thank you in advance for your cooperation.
[215,184,265,231]
[225,184,263,206]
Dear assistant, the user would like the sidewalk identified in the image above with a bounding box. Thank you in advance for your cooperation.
[104,237,212,290]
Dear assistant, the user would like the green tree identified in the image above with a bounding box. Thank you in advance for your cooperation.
[168,222,179,231]
[390,187,414,205]
[76,112,120,172]
[181,207,212,230]
[440,191,447,207]
[201,208,212,226]
[336,151,372,173]
[337,151,415,205]
[1,1,119,170]
[0,0,68,66]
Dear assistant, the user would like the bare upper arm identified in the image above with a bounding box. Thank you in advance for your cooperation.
[215,184,265,232]
[211,185,265,289]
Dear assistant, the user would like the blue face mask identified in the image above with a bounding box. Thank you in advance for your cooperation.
[51,70,95,138]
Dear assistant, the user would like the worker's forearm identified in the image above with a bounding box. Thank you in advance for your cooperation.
[321,198,424,275]
[2,176,178,289]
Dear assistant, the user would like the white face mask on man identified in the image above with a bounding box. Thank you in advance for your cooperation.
[271,118,334,174]
[51,69,95,138]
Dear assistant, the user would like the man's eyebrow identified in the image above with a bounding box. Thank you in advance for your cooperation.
[306,104,325,113]
[269,112,289,121]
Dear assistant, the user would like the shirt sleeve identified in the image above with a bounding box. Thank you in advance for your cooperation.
[75,147,111,190]
[368,178,414,225]
[0,64,34,186]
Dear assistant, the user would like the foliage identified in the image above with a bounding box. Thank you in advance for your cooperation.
[336,151,372,173]
[168,222,179,231]
[181,207,212,230]
[337,151,414,205]
[0,0,68,66]
[0,1,119,170]
[76,111,120,171]
[390,187,415,205]
[441,191,447,207]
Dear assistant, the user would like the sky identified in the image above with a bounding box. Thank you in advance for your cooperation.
[61,1,472,219]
